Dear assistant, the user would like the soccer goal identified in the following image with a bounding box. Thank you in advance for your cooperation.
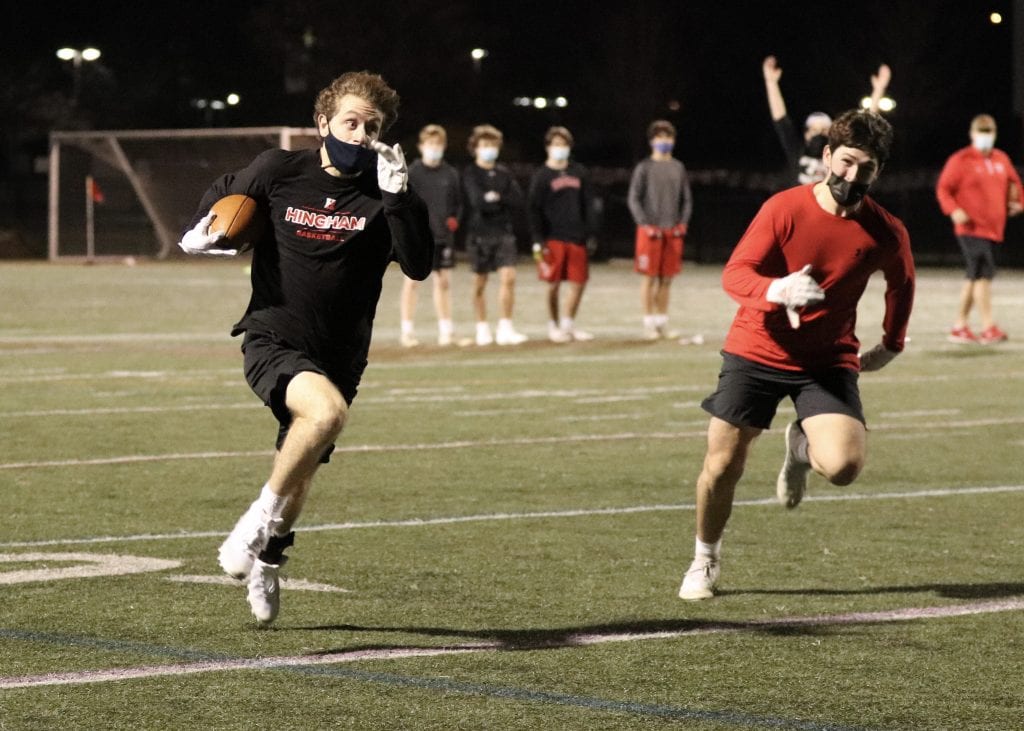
[48,127,319,261]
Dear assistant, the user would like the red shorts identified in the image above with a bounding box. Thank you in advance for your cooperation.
[537,239,589,284]
[634,226,683,277]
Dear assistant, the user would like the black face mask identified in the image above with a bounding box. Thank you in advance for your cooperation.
[323,131,377,174]
[806,134,828,159]
[826,172,871,207]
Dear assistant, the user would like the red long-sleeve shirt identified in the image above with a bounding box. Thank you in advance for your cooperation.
[936,146,1022,243]
[722,185,915,372]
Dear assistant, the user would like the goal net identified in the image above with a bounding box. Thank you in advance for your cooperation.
[48,127,320,261]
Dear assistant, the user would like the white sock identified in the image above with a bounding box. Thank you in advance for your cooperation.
[476,321,490,335]
[695,537,721,560]
[256,484,288,523]
[643,315,656,329]
[401,320,414,335]
[655,314,668,328]
[559,317,574,332]
[497,318,514,333]
[548,320,560,332]
[439,319,453,337]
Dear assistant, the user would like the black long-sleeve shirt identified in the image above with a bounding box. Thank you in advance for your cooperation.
[527,162,594,244]
[461,163,524,238]
[188,147,433,382]
[407,159,461,245]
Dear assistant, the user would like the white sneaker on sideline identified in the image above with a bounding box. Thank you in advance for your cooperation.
[437,331,453,346]
[400,332,419,348]
[657,325,681,340]
[475,327,494,346]
[777,420,811,509]
[642,327,660,341]
[678,556,720,600]
[496,328,528,346]
[247,557,283,625]
[548,327,572,343]
[217,506,276,580]
[570,329,594,341]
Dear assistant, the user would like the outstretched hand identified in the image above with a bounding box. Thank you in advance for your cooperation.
[871,63,891,93]
[370,139,408,194]
[177,211,236,256]
[763,55,782,83]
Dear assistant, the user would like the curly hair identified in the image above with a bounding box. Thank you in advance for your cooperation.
[827,110,894,164]
[467,124,503,154]
[313,71,400,132]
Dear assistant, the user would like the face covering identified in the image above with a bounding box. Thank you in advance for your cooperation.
[972,133,995,152]
[421,146,444,163]
[652,140,674,154]
[477,147,499,163]
[548,146,570,161]
[826,171,871,207]
[807,134,828,159]
[324,131,378,174]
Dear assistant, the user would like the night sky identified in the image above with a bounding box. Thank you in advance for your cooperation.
[4,0,1019,170]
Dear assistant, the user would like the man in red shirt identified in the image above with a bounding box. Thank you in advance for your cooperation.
[936,114,1022,344]
[677,110,915,601]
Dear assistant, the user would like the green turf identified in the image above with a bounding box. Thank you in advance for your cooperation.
[1,260,1023,730]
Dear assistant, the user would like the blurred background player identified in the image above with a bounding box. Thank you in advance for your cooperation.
[676,110,914,601]
[936,114,1022,345]
[627,120,692,340]
[400,124,462,346]
[177,71,433,624]
[462,124,528,345]
[528,126,597,342]
[762,55,891,185]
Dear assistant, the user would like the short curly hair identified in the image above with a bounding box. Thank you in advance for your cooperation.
[313,71,400,133]
[467,124,503,154]
[827,109,894,164]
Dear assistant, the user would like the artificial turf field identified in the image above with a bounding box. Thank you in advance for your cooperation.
[1,258,1023,730]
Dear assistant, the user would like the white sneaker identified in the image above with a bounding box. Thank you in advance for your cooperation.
[570,329,594,341]
[217,505,276,580]
[678,556,720,600]
[247,558,283,625]
[548,327,572,343]
[642,327,660,341]
[437,331,453,346]
[777,421,811,509]
[657,325,681,340]
[496,328,528,346]
[400,332,419,348]
[475,327,494,346]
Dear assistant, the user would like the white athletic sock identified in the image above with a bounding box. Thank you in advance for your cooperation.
[497,318,514,333]
[695,537,722,560]
[655,314,668,328]
[476,321,491,335]
[559,317,574,332]
[643,315,656,329]
[439,319,454,337]
[548,319,560,332]
[401,320,415,335]
[257,484,288,524]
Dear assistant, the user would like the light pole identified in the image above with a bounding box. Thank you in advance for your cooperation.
[56,47,101,106]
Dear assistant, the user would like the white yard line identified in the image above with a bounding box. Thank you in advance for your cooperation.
[3,597,1022,689]
[2,484,1022,549]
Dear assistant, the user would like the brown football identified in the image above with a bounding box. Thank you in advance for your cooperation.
[209,194,264,251]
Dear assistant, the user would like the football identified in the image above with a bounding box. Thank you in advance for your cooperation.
[209,194,264,251]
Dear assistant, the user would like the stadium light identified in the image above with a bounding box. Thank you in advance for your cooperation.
[861,95,896,112]
[990,11,1003,24]
[56,47,102,106]
[470,48,489,61]
[226,93,241,106]
[533,97,548,109]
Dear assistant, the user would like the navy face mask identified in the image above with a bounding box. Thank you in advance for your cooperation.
[826,172,871,207]
[324,132,378,174]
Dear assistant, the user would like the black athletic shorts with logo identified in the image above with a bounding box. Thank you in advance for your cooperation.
[701,352,865,430]
[241,330,357,462]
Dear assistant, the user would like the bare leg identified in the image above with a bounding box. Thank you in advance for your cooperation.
[695,417,762,543]
[640,275,656,315]
[547,281,561,322]
[564,281,585,319]
[433,269,451,322]
[400,276,418,324]
[801,413,866,487]
[498,265,517,319]
[955,279,974,328]
[654,276,674,315]
[473,273,489,323]
[974,278,994,330]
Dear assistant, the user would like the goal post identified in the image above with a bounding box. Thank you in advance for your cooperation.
[48,127,320,261]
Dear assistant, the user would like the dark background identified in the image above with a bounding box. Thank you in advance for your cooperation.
[3,0,1022,262]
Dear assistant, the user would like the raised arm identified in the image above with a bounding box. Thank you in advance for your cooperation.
[867,64,891,113]
[763,56,787,122]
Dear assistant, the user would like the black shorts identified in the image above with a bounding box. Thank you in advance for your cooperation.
[467,233,518,274]
[701,352,865,430]
[957,235,996,280]
[241,331,354,462]
[433,237,456,270]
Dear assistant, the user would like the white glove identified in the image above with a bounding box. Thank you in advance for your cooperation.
[858,343,898,372]
[177,212,235,256]
[370,139,407,194]
[483,190,501,203]
[766,264,825,329]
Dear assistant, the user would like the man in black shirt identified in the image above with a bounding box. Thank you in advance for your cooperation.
[178,71,433,625]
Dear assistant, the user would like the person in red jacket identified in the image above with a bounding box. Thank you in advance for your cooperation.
[936,114,1022,344]
[677,110,915,601]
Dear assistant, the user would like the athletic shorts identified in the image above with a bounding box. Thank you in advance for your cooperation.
[701,352,865,430]
[433,237,455,270]
[468,233,518,274]
[537,239,589,284]
[957,235,996,280]
[241,330,355,462]
[634,226,683,277]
